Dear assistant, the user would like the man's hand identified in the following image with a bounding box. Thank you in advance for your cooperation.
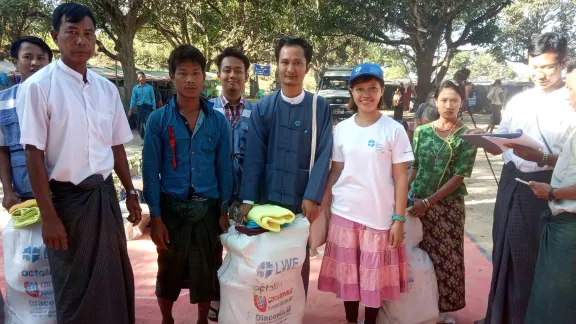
[2,192,20,211]
[408,199,427,218]
[42,209,68,251]
[506,144,543,163]
[301,199,319,222]
[236,203,253,224]
[126,194,142,225]
[151,217,170,250]
[528,181,551,200]
[219,212,230,233]
[389,220,405,249]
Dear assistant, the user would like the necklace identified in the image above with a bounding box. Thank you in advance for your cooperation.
[433,121,456,160]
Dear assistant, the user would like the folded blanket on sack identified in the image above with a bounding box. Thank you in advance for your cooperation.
[247,205,295,232]
[9,199,41,228]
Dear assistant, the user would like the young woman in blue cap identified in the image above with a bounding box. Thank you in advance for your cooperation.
[318,63,413,324]
[408,79,477,323]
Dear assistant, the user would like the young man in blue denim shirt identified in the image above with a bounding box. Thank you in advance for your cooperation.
[142,45,233,324]
[0,36,52,211]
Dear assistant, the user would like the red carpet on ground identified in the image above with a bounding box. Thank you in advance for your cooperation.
[0,229,492,324]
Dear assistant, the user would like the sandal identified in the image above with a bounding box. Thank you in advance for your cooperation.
[207,305,219,322]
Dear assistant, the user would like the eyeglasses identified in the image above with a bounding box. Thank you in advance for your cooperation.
[352,87,381,95]
[529,64,558,76]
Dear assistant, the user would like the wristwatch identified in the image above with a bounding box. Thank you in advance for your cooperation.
[127,189,139,197]
[548,187,559,202]
[537,152,549,167]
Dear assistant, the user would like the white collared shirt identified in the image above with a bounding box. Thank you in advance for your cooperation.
[550,129,576,214]
[497,86,575,173]
[16,60,133,185]
[280,89,305,104]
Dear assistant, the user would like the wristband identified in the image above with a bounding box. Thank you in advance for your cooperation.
[538,152,549,167]
[392,214,407,223]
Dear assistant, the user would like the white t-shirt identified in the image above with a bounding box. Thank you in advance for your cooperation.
[330,115,414,230]
[488,86,504,105]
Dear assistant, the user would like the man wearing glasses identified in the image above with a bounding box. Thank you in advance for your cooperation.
[478,32,575,324]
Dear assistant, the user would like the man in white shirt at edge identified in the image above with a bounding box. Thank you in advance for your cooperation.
[16,3,141,323]
[472,32,575,324]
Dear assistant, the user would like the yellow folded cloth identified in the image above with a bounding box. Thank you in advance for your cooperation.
[9,199,41,228]
[247,204,295,232]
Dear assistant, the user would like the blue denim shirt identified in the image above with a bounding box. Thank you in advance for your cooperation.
[210,97,255,198]
[0,84,33,198]
[142,96,233,217]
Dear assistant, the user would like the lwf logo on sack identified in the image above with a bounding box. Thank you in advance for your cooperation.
[256,258,299,279]
[22,246,48,263]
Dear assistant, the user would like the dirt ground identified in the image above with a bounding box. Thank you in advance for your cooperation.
[0,110,500,256]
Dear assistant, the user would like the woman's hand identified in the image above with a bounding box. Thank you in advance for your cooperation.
[528,181,551,200]
[389,220,405,249]
[408,198,428,217]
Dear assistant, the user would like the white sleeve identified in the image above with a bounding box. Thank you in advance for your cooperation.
[331,123,344,162]
[17,82,49,150]
[392,126,414,164]
[111,88,134,146]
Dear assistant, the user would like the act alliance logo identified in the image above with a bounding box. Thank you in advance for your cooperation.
[24,281,40,298]
[22,246,48,263]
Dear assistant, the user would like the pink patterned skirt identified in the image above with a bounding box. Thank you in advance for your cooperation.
[317,214,408,308]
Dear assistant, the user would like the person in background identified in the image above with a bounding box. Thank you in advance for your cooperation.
[17,3,141,323]
[208,47,254,322]
[393,87,405,120]
[318,63,412,324]
[403,84,412,111]
[486,79,504,133]
[0,36,52,211]
[130,71,156,139]
[409,79,478,323]
[238,36,333,296]
[478,32,573,324]
[142,45,232,324]
[524,58,576,323]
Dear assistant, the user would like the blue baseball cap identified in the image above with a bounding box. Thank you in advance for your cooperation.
[349,63,384,84]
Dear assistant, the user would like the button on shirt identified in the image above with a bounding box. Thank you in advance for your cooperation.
[497,87,575,173]
[16,60,134,185]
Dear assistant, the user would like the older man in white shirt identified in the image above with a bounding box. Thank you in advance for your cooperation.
[16,3,140,324]
[478,32,575,324]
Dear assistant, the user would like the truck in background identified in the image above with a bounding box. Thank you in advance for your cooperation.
[317,67,353,124]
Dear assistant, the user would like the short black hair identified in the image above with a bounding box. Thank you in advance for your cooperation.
[52,3,97,31]
[168,45,207,74]
[453,68,471,81]
[216,47,250,72]
[137,71,145,77]
[10,36,53,62]
[528,32,568,62]
[434,79,466,101]
[567,58,576,74]
[274,37,313,64]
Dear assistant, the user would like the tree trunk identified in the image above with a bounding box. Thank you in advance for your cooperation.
[414,50,436,108]
[119,33,137,110]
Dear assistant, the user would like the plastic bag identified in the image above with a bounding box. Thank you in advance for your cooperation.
[378,247,439,324]
[2,219,56,323]
[218,216,310,324]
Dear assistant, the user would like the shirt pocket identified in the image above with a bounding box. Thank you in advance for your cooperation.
[202,131,217,153]
[97,110,115,145]
[9,150,32,195]
[238,122,249,152]
[0,113,21,147]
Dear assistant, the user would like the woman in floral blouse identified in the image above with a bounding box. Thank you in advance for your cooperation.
[408,79,477,323]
